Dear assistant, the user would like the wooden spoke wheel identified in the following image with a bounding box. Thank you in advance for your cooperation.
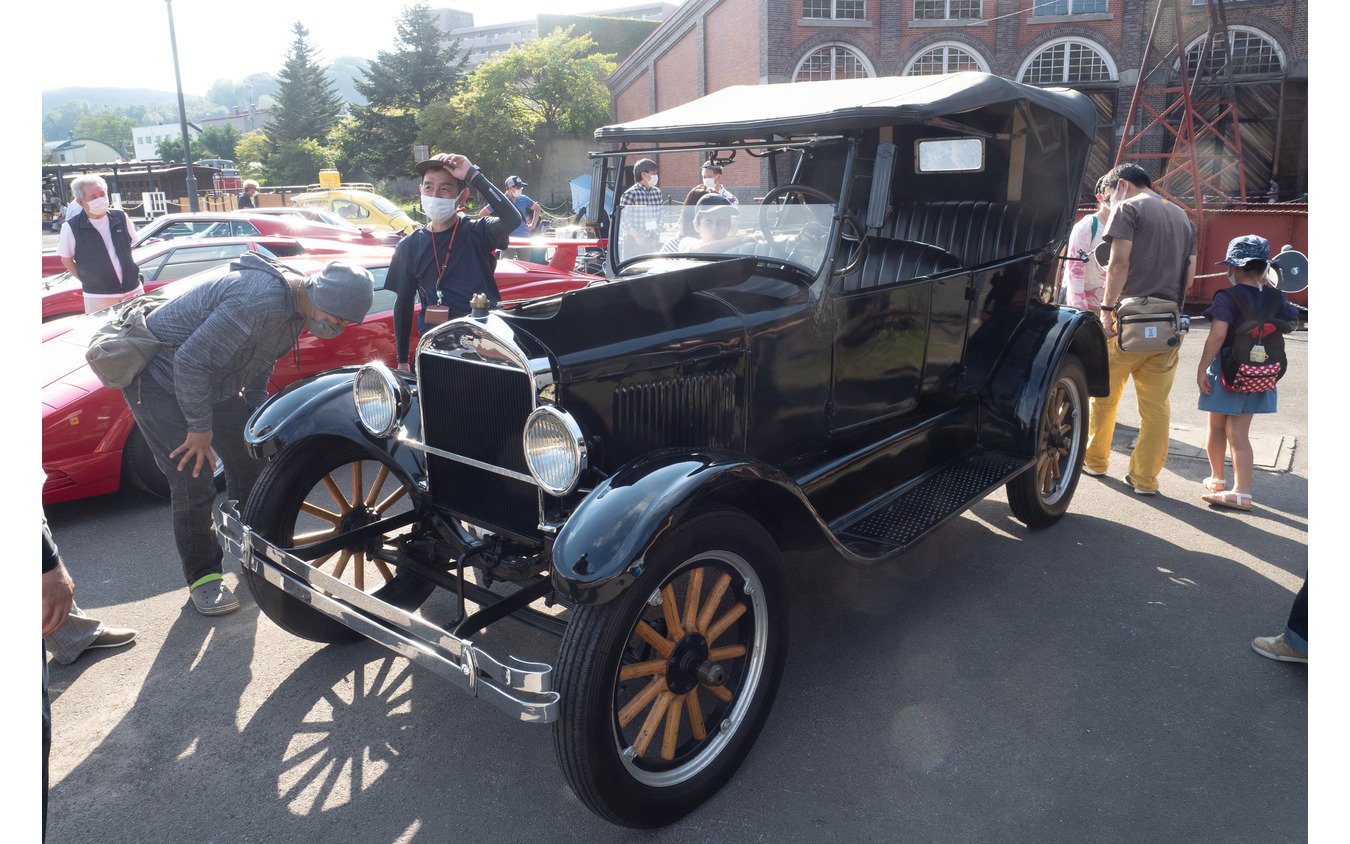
[1008,356,1088,528]
[241,437,433,643]
[553,508,787,828]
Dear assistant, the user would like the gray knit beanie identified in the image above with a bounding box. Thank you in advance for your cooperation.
[306,261,374,323]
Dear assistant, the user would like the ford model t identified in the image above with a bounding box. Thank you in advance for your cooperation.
[216,72,1108,827]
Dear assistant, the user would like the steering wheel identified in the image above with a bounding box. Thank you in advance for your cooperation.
[757,183,867,275]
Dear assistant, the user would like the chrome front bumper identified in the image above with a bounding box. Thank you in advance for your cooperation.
[214,501,559,723]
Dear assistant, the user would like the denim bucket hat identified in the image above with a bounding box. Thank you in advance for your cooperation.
[1216,234,1271,267]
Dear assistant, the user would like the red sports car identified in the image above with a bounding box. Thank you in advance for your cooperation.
[40,236,387,322]
[41,252,598,504]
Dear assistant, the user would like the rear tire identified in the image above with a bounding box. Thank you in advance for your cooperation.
[123,426,225,499]
[1008,357,1087,528]
[241,437,434,643]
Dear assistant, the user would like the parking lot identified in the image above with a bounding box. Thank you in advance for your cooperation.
[39,321,1307,843]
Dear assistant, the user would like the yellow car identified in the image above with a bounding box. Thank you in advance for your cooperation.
[290,188,417,235]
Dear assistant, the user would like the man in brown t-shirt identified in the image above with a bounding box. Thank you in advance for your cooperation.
[1084,164,1198,495]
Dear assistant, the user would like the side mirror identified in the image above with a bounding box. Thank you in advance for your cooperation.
[1094,240,1111,270]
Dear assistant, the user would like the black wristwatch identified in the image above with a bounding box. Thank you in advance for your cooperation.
[464,165,481,183]
[1101,304,1116,312]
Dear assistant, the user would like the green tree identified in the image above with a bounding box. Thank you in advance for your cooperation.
[267,21,344,146]
[234,131,271,181]
[42,99,98,143]
[155,134,210,163]
[348,3,467,180]
[267,138,336,186]
[475,26,616,135]
[73,113,135,157]
[417,88,535,179]
[199,124,243,160]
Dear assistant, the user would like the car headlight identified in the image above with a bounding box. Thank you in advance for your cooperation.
[353,363,409,438]
[523,406,587,496]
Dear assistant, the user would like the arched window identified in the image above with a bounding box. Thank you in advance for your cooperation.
[1185,27,1284,76]
[793,45,875,82]
[905,43,988,76]
[1019,38,1115,85]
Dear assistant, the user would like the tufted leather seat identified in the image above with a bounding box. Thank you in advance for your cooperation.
[878,200,1060,268]
[840,239,962,294]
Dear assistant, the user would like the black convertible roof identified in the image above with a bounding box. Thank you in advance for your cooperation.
[595,72,1098,145]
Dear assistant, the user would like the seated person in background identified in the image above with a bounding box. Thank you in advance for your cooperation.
[662,194,763,254]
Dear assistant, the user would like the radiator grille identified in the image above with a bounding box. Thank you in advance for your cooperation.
[612,371,738,461]
[419,353,539,539]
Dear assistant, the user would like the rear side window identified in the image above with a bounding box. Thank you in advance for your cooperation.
[332,200,370,220]
[153,243,251,281]
[915,137,985,173]
[230,220,262,237]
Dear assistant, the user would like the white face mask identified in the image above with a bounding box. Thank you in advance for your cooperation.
[1110,181,1127,207]
[421,193,461,224]
[1226,269,1237,286]
[85,196,109,216]
[703,177,717,189]
[307,316,345,339]
[646,173,659,188]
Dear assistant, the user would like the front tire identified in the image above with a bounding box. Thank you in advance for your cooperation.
[241,437,434,643]
[1008,356,1087,528]
[552,508,788,828]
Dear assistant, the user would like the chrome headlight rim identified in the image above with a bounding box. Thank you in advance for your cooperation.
[523,405,587,497]
[353,362,409,439]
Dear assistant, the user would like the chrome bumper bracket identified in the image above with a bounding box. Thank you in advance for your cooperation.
[214,501,559,723]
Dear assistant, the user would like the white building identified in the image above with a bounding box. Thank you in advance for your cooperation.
[133,123,201,161]
[435,4,675,69]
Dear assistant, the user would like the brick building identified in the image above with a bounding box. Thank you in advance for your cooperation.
[606,0,1307,202]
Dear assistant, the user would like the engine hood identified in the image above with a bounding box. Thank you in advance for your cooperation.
[498,256,758,383]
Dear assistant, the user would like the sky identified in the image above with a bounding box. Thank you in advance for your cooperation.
[38,1,682,96]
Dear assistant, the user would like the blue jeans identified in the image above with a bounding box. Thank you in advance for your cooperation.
[122,375,266,587]
[1284,580,1308,655]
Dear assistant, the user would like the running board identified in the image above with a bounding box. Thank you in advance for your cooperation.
[832,452,1027,555]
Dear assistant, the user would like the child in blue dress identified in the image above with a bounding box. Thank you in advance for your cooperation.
[1194,235,1298,511]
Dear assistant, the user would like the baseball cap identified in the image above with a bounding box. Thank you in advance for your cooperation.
[505,176,527,188]
[1215,234,1271,267]
[414,153,457,177]
[306,261,374,323]
[693,193,734,218]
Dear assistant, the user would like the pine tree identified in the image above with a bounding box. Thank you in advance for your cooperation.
[348,3,467,180]
[267,22,344,147]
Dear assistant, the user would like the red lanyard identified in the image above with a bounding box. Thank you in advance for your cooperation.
[430,217,460,295]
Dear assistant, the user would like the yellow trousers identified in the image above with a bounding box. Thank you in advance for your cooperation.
[1085,339,1183,493]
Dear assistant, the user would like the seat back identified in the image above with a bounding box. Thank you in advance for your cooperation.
[840,239,962,294]
[880,200,1060,268]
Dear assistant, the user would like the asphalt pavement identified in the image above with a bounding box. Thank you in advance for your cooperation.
[36,322,1308,843]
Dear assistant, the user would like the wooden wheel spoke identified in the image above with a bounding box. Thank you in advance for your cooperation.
[293,527,338,544]
[661,694,685,761]
[320,474,352,513]
[697,573,733,634]
[682,567,704,637]
[374,485,408,515]
[619,659,667,681]
[686,690,706,740]
[299,502,343,525]
[635,621,674,658]
[364,465,391,508]
[329,550,352,579]
[661,584,684,640]
[353,553,365,591]
[372,557,395,584]
[618,676,667,728]
[633,691,672,757]
[704,602,747,646]
[705,684,733,702]
[708,644,746,661]
[351,462,364,508]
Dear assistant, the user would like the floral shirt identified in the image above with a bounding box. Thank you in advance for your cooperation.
[1063,211,1107,311]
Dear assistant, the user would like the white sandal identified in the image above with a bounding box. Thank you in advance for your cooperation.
[1202,477,1225,492]
[1202,490,1252,511]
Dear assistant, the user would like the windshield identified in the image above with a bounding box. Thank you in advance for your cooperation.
[368,194,403,216]
[613,192,836,277]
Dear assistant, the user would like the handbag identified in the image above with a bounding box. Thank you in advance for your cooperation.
[1115,296,1183,354]
[85,295,168,389]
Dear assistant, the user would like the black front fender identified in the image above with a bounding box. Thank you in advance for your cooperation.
[550,450,815,606]
[247,367,427,487]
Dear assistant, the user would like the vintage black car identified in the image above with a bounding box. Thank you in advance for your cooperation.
[216,72,1108,828]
